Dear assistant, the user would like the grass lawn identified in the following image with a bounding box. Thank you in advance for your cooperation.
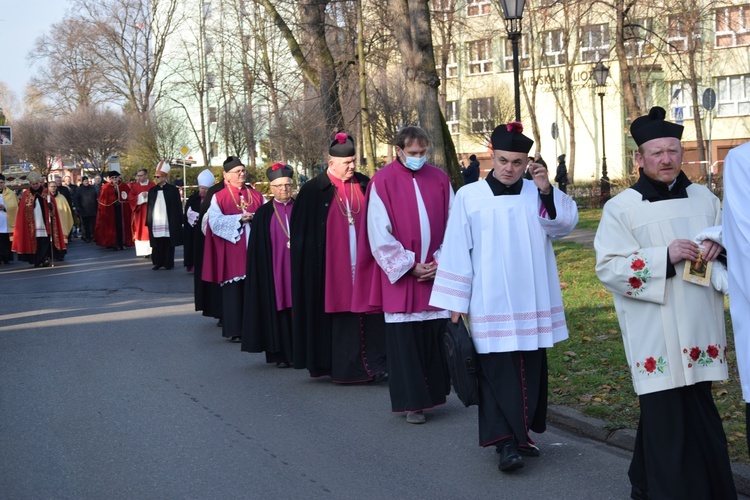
[575,208,603,232]
[552,234,747,462]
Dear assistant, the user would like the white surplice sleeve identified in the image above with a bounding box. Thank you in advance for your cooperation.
[429,189,473,313]
[723,143,750,401]
[367,183,415,284]
[539,189,579,238]
[594,200,668,305]
[207,196,243,243]
[432,187,454,264]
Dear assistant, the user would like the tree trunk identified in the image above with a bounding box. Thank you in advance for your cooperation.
[388,0,461,186]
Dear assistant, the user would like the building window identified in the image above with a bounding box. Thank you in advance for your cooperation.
[209,106,217,123]
[210,142,219,159]
[715,5,750,48]
[717,74,750,116]
[667,16,701,53]
[503,34,530,71]
[543,29,567,67]
[469,97,494,133]
[446,101,459,135]
[435,44,458,78]
[581,24,610,62]
[625,18,654,58]
[431,0,454,21]
[467,0,491,17]
[467,39,493,75]
[204,36,214,54]
[670,82,696,120]
[207,72,215,89]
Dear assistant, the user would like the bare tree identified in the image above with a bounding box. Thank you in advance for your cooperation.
[368,67,420,157]
[28,16,108,114]
[74,0,182,115]
[53,107,128,174]
[257,0,346,134]
[387,0,461,185]
[126,109,192,169]
[10,118,59,177]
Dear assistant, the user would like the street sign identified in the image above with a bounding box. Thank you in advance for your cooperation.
[180,145,189,156]
[551,122,559,140]
[702,88,717,111]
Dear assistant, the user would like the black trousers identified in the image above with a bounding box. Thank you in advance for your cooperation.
[477,350,548,448]
[80,216,95,241]
[385,319,450,412]
[329,312,387,383]
[0,233,12,263]
[150,237,175,269]
[628,382,736,499]
[221,279,244,338]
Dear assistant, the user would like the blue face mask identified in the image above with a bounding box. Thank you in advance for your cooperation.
[402,155,427,171]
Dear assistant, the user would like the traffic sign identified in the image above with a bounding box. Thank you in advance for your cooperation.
[551,122,559,140]
[180,145,189,156]
[702,88,716,111]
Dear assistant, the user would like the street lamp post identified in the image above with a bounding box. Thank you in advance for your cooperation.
[498,0,526,122]
[593,61,610,204]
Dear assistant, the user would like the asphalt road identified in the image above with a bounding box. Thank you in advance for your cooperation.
[2,238,638,499]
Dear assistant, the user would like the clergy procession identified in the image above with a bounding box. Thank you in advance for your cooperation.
[5,112,750,499]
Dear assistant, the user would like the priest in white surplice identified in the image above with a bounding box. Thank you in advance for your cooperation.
[429,122,578,473]
[595,107,735,500]
[723,140,750,459]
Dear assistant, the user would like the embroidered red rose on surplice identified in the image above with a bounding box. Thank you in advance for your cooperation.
[690,347,701,361]
[707,345,719,359]
[631,259,646,271]
[629,277,643,289]
[644,357,657,373]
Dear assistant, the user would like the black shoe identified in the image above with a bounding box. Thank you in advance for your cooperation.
[517,443,540,457]
[370,372,388,384]
[276,361,291,368]
[216,319,223,327]
[41,259,51,268]
[152,265,163,270]
[164,265,174,270]
[229,336,242,343]
[497,441,524,472]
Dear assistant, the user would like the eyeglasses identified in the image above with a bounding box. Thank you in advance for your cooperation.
[229,170,246,175]
[270,183,293,190]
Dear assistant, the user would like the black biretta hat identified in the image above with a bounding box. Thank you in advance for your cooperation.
[630,106,684,147]
[329,132,356,158]
[266,163,294,182]
[490,122,534,154]
[223,156,244,172]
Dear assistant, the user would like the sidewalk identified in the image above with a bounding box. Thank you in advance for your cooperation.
[553,228,750,495]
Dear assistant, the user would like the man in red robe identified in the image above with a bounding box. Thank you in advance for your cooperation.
[94,171,133,250]
[12,171,66,267]
[129,167,155,256]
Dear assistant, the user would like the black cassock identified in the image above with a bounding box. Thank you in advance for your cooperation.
[183,191,202,269]
[241,200,293,364]
[193,180,224,318]
[289,171,386,382]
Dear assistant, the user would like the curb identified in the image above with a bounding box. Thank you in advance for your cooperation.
[547,404,750,496]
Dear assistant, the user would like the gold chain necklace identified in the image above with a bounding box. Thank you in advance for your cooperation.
[227,184,249,212]
[272,200,291,249]
[333,181,360,225]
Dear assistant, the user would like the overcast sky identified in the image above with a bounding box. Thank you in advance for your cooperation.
[0,1,72,104]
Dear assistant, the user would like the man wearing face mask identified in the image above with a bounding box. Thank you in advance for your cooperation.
[354,126,453,424]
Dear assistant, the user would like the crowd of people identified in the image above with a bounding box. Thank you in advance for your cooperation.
[3,111,750,499]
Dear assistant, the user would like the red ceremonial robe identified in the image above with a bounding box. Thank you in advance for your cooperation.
[12,187,67,256]
[95,182,133,248]
[129,180,155,243]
